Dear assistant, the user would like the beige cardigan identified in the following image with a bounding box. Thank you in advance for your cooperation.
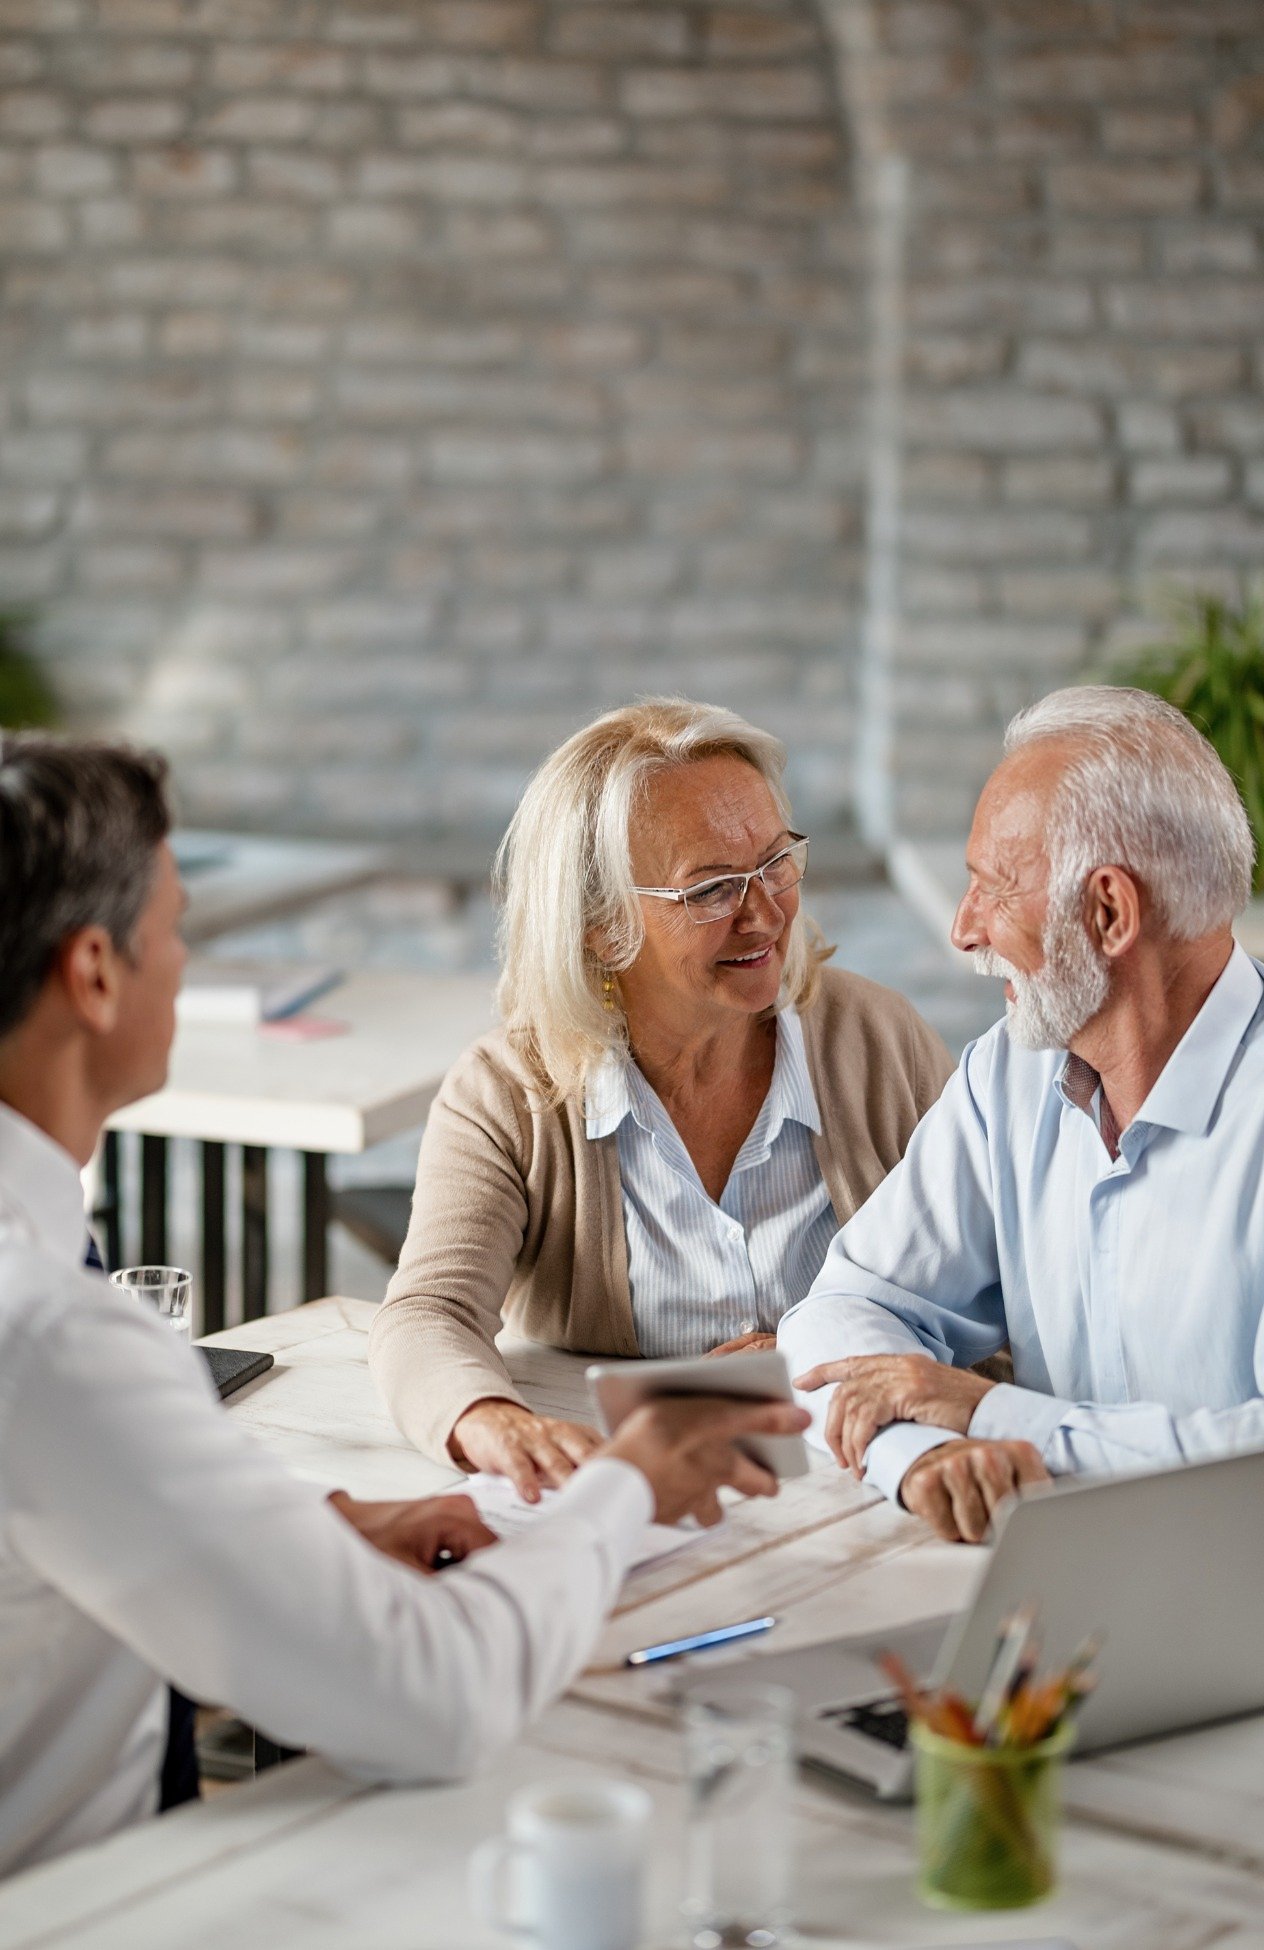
[368,967,955,1463]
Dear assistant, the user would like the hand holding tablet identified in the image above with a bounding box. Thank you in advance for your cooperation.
[586,1349,810,1481]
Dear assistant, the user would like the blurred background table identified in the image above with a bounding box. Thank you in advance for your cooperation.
[174,830,387,947]
[104,973,496,1329]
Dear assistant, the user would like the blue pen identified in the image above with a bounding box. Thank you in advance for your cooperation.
[626,1615,777,1667]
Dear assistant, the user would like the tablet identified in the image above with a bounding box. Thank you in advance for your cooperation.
[586,1348,809,1480]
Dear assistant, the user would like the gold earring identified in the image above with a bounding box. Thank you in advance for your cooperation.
[602,968,617,1013]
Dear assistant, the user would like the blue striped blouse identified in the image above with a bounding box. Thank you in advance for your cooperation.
[585,1010,838,1359]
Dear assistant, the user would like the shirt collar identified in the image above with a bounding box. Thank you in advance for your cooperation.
[583,1007,822,1144]
[766,1006,822,1142]
[1137,943,1264,1135]
[0,1102,92,1268]
[585,1051,633,1140]
[1055,942,1264,1140]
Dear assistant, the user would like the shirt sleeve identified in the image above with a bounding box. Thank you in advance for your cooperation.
[971,1380,1264,1477]
[778,1041,1009,1501]
[3,1283,652,1786]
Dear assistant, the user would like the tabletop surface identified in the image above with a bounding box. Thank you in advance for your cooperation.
[105,971,498,1154]
[3,1299,1263,1950]
[175,829,387,948]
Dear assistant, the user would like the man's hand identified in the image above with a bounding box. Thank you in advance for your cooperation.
[899,1439,1049,1544]
[329,1491,499,1573]
[793,1354,997,1477]
[706,1330,778,1358]
[601,1396,810,1528]
[450,1400,603,1503]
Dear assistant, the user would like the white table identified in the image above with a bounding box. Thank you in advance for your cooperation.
[104,975,496,1324]
[2,1298,1257,1949]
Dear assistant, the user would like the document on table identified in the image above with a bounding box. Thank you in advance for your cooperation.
[466,1471,709,1572]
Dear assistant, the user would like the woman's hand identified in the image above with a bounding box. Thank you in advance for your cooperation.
[706,1331,778,1358]
[450,1399,603,1503]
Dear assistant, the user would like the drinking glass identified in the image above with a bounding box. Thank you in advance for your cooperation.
[110,1265,193,1342]
[682,1681,795,1950]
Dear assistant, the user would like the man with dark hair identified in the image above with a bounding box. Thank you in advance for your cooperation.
[0,733,807,1877]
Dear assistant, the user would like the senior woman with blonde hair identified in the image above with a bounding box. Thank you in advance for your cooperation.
[369,699,953,1498]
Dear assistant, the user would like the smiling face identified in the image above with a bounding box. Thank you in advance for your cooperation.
[953,741,1109,1050]
[617,752,799,1037]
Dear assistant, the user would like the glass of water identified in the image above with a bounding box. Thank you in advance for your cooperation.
[110,1265,193,1342]
[682,1682,795,1950]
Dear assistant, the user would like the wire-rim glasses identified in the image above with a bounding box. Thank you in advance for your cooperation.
[633,835,809,924]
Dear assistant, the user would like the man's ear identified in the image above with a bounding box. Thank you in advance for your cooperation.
[1085,865,1142,961]
[57,925,123,1034]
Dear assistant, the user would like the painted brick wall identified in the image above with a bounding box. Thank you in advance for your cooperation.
[6,0,1264,850]
[822,0,1264,839]
[0,0,861,841]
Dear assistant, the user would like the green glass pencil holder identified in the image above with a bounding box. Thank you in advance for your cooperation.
[911,1719,1074,1912]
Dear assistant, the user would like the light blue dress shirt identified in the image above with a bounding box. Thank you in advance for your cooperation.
[778,944,1264,1503]
[587,1010,837,1359]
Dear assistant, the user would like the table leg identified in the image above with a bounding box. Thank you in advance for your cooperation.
[302,1152,329,1304]
[242,1146,269,1320]
[141,1135,168,1265]
[201,1142,226,1336]
[102,1131,123,1272]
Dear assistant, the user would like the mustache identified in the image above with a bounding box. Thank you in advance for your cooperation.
[971,947,1022,983]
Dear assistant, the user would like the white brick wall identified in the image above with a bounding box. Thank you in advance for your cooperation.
[4,0,1264,847]
[2,0,861,841]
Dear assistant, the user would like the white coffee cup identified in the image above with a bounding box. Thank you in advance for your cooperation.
[468,1776,652,1950]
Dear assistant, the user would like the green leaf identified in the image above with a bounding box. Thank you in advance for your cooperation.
[1111,587,1264,894]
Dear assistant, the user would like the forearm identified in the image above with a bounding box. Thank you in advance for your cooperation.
[76,1460,653,1784]
[860,1422,962,1503]
[372,1056,537,1463]
[10,1306,649,1789]
[779,1291,952,1454]
[970,1384,1264,1475]
[369,1297,526,1464]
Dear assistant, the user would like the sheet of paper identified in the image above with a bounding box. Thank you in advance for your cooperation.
[466,1471,708,1571]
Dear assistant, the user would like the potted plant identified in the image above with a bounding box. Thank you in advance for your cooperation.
[1112,591,1264,897]
[0,610,57,729]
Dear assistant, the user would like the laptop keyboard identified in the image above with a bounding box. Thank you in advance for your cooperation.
[821,1701,910,1749]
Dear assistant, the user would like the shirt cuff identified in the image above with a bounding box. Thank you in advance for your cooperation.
[969,1382,1073,1457]
[863,1422,961,1505]
[545,1456,655,1572]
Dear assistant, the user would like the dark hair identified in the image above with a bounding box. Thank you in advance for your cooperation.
[0,733,171,1040]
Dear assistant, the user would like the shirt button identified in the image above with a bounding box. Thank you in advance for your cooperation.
[739,1319,757,1335]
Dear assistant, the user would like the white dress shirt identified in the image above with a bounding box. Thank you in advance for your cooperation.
[779,945,1264,1502]
[585,1009,837,1358]
[0,1105,651,1878]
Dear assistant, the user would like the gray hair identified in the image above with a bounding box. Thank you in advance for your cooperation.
[0,733,171,1040]
[495,697,829,1102]
[1004,686,1254,938]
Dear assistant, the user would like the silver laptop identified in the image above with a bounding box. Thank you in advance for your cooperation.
[676,1445,1264,1800]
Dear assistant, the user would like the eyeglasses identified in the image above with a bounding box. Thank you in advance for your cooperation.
[633,836,809,925]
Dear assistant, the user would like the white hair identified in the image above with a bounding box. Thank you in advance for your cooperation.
[1004,685,1255,939]
[494,697,829,1103]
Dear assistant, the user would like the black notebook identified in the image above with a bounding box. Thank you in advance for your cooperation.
[197,1346,275,1401]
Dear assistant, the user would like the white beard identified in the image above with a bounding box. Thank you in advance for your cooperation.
[973,902,1109,1051]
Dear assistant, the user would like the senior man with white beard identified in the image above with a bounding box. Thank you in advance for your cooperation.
[777,685,1264,1542]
